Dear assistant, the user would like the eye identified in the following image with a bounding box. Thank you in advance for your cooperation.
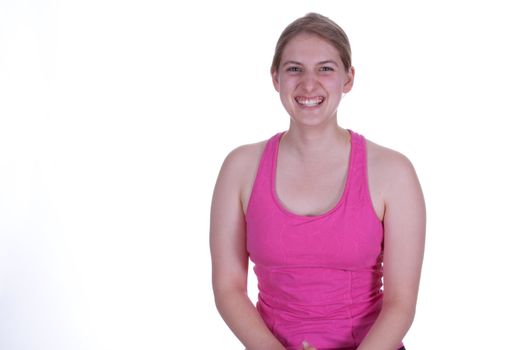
[320,66,335,72]
[286,66,302,73]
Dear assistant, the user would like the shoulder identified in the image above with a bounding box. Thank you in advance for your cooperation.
[365,137,422,202]
[366,139,416,178]
[215,138,268,207]
[213,137,270,215]
[220,139,267,179]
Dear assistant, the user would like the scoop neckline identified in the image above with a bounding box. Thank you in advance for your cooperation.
[271,129,355,219]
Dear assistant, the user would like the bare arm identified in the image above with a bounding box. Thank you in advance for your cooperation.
[357,151,426,350]
[210,147,286,350]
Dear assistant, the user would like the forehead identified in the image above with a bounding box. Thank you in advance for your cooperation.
[281,33,341,64]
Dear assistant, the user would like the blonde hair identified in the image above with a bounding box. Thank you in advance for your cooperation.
[271,13,352,73]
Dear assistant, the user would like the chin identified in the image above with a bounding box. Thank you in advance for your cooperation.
[290,108,336,123]
[290,115,334,128]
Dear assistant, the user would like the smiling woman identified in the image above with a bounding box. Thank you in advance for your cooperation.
[210,12,425,350]
[272,33,354,129]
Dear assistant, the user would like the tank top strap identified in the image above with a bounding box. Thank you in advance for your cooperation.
[246,130,373,218]
[246,131,283,216]
[346,130,374,209]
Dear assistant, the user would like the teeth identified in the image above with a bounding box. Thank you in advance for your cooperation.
[303,100,319,106]
[296,96,324,107]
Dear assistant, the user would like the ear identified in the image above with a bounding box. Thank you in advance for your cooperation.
[343,66,355,93]
[272,69,280,92]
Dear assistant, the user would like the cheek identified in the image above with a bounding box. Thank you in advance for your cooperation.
[324,78,347,96]
[277,79,297,97]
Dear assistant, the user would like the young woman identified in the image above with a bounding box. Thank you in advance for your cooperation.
[210,13,426,350]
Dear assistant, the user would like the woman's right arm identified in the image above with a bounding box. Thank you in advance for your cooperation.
[210,147,286,350]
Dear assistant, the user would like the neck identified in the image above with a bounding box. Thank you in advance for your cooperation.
[281,120,350,161]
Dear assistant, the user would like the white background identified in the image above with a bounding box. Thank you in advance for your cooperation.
[1,0,524,349]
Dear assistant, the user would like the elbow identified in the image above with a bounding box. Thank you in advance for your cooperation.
[213,284,248,314]
[381,297,417,326]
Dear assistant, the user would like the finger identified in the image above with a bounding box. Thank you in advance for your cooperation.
[302,340,317,350]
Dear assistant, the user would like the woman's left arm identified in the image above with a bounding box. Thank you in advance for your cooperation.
[357,151,426,350]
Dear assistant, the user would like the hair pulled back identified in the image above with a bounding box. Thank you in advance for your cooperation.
[271,13,352,74]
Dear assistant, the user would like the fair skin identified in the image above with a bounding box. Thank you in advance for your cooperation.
[210,33,425,350]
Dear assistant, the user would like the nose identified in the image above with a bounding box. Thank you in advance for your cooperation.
[300,70,319,92]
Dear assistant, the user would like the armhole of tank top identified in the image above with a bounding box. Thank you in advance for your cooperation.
[362,136,384,225]
[245,137,273,218]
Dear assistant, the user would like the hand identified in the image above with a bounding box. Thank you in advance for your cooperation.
[301,340,317,350]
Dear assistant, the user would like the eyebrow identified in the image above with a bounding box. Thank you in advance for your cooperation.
[282,60,303,66]
[318,60,339,67]
[282,60,339,67]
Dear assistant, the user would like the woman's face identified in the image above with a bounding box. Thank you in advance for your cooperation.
[272,33,354,127]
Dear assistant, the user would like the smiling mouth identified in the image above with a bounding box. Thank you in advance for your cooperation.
[295,96,325,107]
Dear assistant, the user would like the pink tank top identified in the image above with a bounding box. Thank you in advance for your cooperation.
[246,130,387,350]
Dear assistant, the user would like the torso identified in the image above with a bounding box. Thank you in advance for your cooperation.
[238,134,387,221]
